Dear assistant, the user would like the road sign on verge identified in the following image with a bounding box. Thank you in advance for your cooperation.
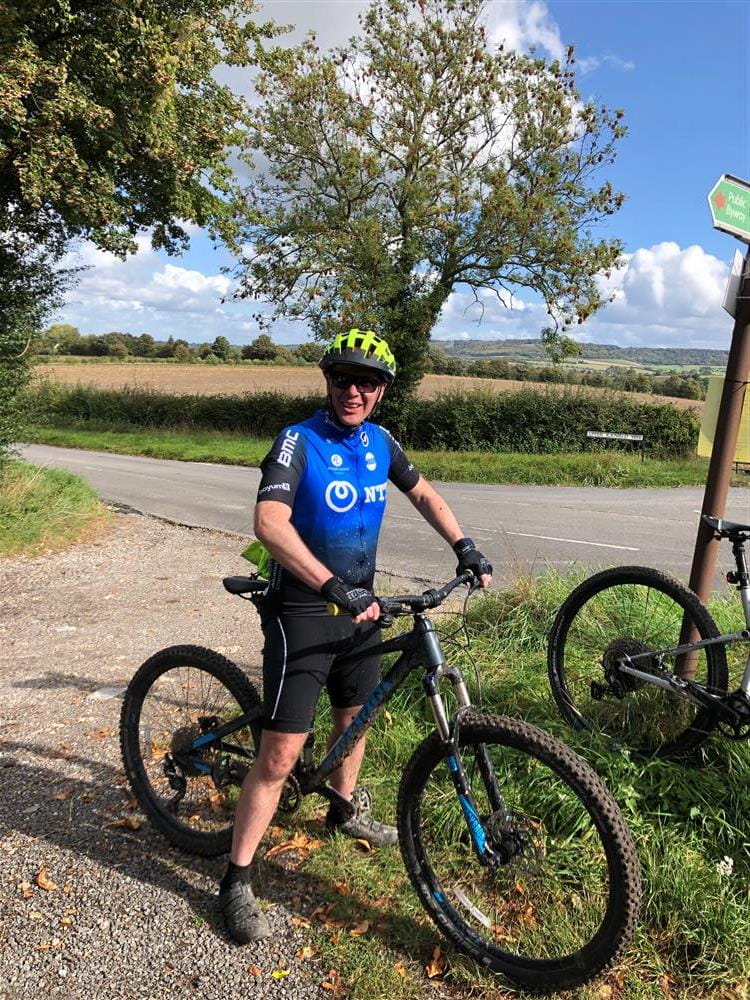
[708,174,750,243]
[586,431,644,442]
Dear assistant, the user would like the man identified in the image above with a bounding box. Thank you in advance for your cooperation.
[220,328,492,943]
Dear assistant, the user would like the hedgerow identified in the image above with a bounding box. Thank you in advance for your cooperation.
[28,382,699,458]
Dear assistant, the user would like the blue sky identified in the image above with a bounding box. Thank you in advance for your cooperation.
[58,0,750,350]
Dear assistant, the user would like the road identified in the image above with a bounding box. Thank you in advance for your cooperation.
[22,444,750,587]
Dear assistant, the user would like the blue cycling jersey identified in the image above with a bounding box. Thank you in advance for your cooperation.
[256,409,420,603]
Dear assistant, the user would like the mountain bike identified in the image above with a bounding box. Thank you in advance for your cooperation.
[120,571,641,992]
[548,514,750,759]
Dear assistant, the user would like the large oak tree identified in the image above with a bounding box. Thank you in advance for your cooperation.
[229,0,626,419]
[0,0,278,458]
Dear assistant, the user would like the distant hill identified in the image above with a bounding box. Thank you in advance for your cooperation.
[434,338,728,367]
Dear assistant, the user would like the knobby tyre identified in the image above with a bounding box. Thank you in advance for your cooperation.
[397,713,641,992]
[547,566,728,758]
[120,645,261,856]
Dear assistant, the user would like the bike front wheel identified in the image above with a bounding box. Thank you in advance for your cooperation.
[548,566,728,758]
[120,645,262,856]
[398,713,641,992]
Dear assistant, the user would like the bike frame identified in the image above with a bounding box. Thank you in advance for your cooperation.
[616,531,750,718]
[186,604,504,863]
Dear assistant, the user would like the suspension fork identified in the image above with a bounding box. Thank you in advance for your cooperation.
[423,659,504,863]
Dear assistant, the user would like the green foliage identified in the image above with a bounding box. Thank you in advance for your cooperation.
[400,387,699,458]
[28,381,699,458]
[241,333,278,361]
[231,0,626,420]
[0,459,106,555]
[0,0,281,256]
[0,207,75,460]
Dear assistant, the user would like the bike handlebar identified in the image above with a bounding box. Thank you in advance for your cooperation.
[326,571,476,620]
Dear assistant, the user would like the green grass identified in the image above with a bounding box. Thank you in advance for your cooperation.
[258,572,750,1000]
[0,459,110,556]
[24,422,741,488]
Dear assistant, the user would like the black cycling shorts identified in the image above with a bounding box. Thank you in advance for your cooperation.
[261,612,382,733]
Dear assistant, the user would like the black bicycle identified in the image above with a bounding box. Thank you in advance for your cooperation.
[120,572,641,992]
[548,514,750,759]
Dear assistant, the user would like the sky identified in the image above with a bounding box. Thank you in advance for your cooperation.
[56,0,750,351]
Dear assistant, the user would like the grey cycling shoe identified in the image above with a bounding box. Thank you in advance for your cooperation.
[219,881,271,943]
[325,786,398,847]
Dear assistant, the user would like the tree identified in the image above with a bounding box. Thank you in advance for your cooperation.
[229,0,626,421]
[0,208,73,460]
[241,334,277,361]
[293,341,325,364]
[0,1,280,459]
[1,1,279,257]
[212,336,233,361]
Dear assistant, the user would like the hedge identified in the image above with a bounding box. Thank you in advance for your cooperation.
[27,382,700,458]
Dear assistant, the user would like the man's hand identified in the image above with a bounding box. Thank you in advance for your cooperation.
[453,538,492,588]
[320,577,381,622]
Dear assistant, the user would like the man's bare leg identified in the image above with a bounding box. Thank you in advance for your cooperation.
[230,729,308,865]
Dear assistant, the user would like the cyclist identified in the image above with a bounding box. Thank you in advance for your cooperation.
[220,328,492,943]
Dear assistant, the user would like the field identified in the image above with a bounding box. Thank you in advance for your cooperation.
[34,362,704,413]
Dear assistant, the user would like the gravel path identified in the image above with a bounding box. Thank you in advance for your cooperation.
[1,512,426,1000]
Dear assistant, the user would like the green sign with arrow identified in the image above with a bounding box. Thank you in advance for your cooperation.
[708,174,750,243]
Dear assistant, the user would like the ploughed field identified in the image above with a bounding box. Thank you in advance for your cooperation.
[34,362,703,412]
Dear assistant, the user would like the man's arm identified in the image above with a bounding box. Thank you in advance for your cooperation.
[254,501,380,621]
[405,476,492,588]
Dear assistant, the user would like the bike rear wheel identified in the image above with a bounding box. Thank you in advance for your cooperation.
[120,645,261,856]
[548,566,728,758]
[398,713,641,992]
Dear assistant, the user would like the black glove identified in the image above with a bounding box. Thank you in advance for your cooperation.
[320,576,377,616]
[453,537,492,581]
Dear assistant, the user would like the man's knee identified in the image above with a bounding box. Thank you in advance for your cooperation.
[255,730,306,784]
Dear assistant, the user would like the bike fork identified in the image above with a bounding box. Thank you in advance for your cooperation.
[423,666,502,865]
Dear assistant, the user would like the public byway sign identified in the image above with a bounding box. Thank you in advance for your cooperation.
[708,174,750,243]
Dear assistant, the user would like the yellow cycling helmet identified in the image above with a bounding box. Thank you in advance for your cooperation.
[318,329,397,385]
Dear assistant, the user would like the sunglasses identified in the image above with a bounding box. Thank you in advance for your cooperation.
[329,372,384,393]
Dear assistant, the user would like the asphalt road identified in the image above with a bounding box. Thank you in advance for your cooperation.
[22,444,750,587]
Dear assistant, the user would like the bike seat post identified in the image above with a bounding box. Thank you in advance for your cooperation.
[731,537,750,629]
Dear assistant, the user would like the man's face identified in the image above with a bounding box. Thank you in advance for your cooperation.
[326,365,386,426]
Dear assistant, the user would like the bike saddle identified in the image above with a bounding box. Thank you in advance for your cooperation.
[702,515,750,539]
[222,576,268,595]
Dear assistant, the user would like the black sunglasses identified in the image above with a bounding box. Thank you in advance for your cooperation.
[328,372,384,393]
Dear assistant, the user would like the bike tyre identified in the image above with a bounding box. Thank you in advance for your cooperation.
[548,566,728,758]
[397,713,641,992]
[120,644,261,857]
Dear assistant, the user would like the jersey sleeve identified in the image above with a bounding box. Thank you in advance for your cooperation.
[256,427,307,507]
[382,427,420,492]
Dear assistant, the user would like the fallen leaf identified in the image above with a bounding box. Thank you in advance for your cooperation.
[17,880,34,899]
[52,789,75,802]
[87,728,112,740]
[268,825,285,840]
[265,833,323,859]
[59,743,73,750]
[29,910,44,921]
[271,968,290,980]
[60,916,73,927]
[394,961,408,978]
[425,946,447,979]
[322,968,344,995]
[334,881,352,896]
[62,884,73,894]
[36,867,59,892]
[296,945,317,960]
[354,838,371,852]
[290,916,311,928]
[107,816,142,831]
[349,920,370,937]
[383,709,393,725]
[248,965,262,976]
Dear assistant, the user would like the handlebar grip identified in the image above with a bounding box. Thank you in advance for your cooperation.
[326,602,343,616]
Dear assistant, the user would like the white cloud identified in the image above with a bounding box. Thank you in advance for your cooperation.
[432,242,733,349]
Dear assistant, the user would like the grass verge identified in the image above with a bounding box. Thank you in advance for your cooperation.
[258,572,750,1000]
[0,460,110,557]
[23,422,738,488]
